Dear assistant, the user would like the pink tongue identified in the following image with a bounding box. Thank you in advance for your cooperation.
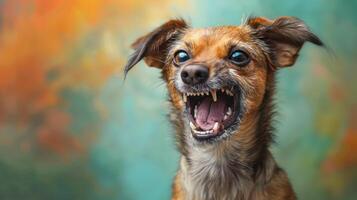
[196,97,226,130]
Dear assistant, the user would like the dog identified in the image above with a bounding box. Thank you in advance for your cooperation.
[124,16,323,200]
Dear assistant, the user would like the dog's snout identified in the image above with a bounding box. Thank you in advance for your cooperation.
[181,65,209,85]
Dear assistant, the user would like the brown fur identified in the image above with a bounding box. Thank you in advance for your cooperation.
[124,16,323,200]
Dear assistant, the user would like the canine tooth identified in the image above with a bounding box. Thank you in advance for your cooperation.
[194,105,198,118]
[224,114,228,120]
[190,122,196,130]
[227,107,232,116]
[183,93,187,102]
[213,122,220,133]
[210,90,217,102]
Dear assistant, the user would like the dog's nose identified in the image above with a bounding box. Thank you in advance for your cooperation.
[181,65,209,85]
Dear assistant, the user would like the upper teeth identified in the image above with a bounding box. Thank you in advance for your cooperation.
[227,107,232,115]
[210,90,217,102]
[182,88,234,102]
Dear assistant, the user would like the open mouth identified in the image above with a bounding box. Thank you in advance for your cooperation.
[182,87,241,140]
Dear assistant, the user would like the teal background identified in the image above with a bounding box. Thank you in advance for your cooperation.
[0,0,356,199]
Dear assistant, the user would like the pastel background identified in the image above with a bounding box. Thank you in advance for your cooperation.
[0,0,356,199]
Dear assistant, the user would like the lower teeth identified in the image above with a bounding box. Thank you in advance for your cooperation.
[193,129,213,135]
[190,121,221,135]
[224,115,228,120]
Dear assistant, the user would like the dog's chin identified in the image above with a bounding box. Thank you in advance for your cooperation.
[181,86,243,142]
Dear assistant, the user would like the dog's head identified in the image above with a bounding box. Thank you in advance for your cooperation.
[125,16,322,143]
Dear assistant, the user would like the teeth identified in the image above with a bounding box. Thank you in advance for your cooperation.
[219,88,233,96]
[198,130,212,135]
[194,105,198,119]
[224,114,228,120]
[190,122,196,130]
[192,129,213,135]
[211,90,217,102]
[213,122,220,133]
[183,93,187,102]
[183,88,232,102]
[227,107,232,116]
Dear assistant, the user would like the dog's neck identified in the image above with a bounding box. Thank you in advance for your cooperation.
[169,76,277,200]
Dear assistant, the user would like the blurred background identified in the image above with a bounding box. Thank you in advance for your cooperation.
[0,0,356,199]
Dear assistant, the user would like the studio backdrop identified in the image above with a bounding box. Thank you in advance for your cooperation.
[0,0,356,199]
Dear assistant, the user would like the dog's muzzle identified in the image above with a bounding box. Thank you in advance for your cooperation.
[182,86,242,141]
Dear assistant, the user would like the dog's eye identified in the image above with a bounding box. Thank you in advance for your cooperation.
[174,50,190,64]
[228,50,250,66]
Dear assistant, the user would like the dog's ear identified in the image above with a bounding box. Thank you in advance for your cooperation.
[247,16,323,68]
[124,19,189,77]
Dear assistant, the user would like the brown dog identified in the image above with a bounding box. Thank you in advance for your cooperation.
[124,16,323,200]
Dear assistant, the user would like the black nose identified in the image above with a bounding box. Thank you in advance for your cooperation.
[181,65,209,85]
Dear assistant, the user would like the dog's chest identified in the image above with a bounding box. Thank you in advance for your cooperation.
[180,147,254,200]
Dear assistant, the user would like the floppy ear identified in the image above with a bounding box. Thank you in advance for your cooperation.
[247,16,323,68]
[124,19,188,77]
